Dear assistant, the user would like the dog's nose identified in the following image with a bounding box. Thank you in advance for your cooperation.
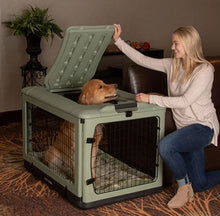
[114,84,118,89]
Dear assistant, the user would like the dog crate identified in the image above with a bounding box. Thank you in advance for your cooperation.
[22,25,166,209]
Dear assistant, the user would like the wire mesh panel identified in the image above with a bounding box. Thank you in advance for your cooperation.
[93,117,160,194]
[27,104,75,182]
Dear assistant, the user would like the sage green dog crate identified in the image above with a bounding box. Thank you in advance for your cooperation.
[22,25,166,209]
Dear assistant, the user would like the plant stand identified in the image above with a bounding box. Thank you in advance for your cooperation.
[21,64,47,87]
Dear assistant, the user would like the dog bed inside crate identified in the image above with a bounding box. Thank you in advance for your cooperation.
[94,149,154,194]
[29,149,154,194]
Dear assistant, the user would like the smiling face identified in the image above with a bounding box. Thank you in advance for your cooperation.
[171,33,186,60]
[78,79,118,105]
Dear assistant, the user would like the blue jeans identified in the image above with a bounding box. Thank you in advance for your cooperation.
[158,124,220,192]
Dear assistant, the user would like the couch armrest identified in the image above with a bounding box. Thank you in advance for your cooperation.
[123,64,176,135]
[123,64,168,95]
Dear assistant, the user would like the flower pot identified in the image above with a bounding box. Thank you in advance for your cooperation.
[25,34,42,69]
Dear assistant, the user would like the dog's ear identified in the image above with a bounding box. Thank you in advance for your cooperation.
[78,93,85,104]
[78,92,91,105]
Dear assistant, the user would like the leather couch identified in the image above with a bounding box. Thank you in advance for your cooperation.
[122,56,220,186]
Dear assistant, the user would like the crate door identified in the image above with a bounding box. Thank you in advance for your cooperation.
[86,117,160,194]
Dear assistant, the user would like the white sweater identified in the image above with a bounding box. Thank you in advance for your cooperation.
[115,38,219,146]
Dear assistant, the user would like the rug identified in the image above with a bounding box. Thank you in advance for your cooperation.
[0,122,220,216]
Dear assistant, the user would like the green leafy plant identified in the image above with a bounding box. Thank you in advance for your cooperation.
[2,6,63,40]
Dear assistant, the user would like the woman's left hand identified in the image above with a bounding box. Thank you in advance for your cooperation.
[113,24,122,42]
[136,93,150,103]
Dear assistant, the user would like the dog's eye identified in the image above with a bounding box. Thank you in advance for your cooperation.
[99,85,103,89]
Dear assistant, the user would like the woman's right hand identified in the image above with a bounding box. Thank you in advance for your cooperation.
[136,93,150,103]
[113,24,122,42]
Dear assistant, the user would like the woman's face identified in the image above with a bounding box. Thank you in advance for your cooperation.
[171,33,186,60]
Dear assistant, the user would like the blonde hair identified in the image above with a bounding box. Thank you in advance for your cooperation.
[172,26,211,82]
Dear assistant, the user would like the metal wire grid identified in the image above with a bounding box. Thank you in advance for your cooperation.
[28,105,75,181]
[94,117,160,194]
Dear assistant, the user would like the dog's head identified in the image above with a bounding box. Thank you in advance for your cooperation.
[78,79,118,105]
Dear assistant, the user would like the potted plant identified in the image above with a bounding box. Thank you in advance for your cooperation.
[3,6,63,39]
[2,6,63,71]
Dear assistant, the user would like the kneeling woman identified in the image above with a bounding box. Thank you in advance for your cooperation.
[113,24,220,208]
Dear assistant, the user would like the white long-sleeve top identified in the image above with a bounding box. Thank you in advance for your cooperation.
[115,38,219,146]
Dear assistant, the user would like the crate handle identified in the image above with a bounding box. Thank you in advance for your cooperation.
[114,102,137,114]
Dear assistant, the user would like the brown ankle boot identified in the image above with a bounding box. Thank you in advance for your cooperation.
[168,183,194,208]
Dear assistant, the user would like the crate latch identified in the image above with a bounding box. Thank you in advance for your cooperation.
[126,111,133,117]
[86,178,95,185]
[87,138,96,143]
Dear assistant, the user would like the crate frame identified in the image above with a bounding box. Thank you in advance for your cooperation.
[22,88,165,209]
[22,25,166,209]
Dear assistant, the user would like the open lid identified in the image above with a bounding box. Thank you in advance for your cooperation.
[45,25,114,92]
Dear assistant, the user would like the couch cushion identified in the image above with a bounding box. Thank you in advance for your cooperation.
[205,144,220,171]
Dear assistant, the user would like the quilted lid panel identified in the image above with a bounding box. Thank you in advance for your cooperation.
[45,25,114,92]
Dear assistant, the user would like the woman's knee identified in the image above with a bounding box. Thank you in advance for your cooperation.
[158,138,170,157]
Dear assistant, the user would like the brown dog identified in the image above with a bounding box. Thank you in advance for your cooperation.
[44,79,118,181]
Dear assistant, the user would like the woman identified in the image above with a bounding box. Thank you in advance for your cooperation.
[113,24,220,208]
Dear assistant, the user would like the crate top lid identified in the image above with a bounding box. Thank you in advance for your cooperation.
[45,25,114,92]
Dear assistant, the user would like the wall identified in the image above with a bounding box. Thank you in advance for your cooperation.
[1,0,220,112]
